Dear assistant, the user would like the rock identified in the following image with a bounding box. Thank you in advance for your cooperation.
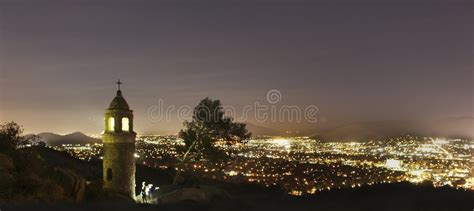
[155,187,207,205]
[0,153,15,171]
[153,185,230,205]
[0,172,15,187]
[51,168,86,202]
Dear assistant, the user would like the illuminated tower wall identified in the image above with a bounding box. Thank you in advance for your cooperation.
[102,89,136,199]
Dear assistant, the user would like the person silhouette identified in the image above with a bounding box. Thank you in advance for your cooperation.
[145,184,153,202]
[141,181,147,203]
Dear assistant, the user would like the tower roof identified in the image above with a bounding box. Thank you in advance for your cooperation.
[108,90,130,110]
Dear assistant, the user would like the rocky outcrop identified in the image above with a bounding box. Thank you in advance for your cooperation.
[149,185,231,205]
[51,168,86,202]
[0,153,16,199]
[0,149,88,203]
[0,153,15,171]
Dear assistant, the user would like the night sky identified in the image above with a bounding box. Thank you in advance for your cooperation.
[0,0,472,134]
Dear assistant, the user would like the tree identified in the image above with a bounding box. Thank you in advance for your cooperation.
[0,122,41,153]
[0,121,28,151]
[175,98,251,183]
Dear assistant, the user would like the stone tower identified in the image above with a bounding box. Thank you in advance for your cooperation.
[102,80,136,199]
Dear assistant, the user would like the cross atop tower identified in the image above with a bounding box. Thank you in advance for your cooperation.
[116,79,123,91]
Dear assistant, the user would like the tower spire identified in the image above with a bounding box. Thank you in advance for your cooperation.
[116,79,123,91]
[103,80,136,199]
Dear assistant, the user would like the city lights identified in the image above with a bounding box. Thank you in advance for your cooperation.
[52,135,474,195]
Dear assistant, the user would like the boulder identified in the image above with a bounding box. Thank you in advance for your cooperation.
[152,185,231,205]
[51,168,86,202]
[0,153,15,171]
[0,172,15,187]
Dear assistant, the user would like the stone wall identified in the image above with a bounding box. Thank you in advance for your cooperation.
[102,142,136,199]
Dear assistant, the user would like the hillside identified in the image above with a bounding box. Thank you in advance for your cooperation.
[0,147,95,203]
[3,181,473,211]
[1,147,472,210]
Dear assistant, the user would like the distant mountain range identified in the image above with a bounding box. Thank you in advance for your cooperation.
[35,117,473,144]
[37,132,101,146]
[245,117,473,142]
[244,122,283,136]
[311,117,474,142]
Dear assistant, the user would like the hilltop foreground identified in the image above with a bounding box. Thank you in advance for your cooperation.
[0,146,472,211]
